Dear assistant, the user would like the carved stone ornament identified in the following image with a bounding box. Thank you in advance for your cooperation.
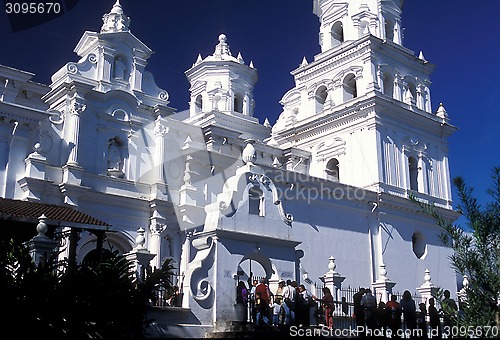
[242,139,257,165]
[154,121,169,137]
[48,110,64,124]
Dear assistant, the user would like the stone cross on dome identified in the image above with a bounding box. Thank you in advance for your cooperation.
[101,0,131,34]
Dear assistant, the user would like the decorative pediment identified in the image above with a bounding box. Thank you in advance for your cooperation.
[352,4,379,24]
[189,80,207,93]
[280,88,302,106]
[316,137,346,159]
[332,66,363,84]
[402,136,428,154]
[307,80,331,97]
[315,1,349,26]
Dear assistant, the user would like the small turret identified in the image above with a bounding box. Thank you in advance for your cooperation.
[185,34,258,118]
[101,0,130,33]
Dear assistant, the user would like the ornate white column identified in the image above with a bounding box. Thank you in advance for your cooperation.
[333,80,343,107]
[365,57,380,92]
[180,230,195,308]
[416,85,425,111]
[4,122,31,196]
[66,96,86,166]
[153,116,168,183]
[180,230,194,275]
[0,121,15,196]
[149,217,166,269]
[393,76,403,101]
[131,56,147,92]
[377,67,385,94]
[393,18,402,45]
[418,153,429,194]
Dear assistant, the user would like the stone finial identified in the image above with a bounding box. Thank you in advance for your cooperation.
[242,139,257,165]
[327,256,337,275]
[462,274,469,289]
[36,214,48,237]
[418,51,427,62]
[135,227,146,249]
[436,103,449,122]
[379,263,388,281]
[101,0,131,33]
[214,34,232,58]
[423,268,432,286]
[194,54,203,66]
[271,156,281,168]
[237,52,244,64]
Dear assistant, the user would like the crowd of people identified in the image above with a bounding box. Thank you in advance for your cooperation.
[236,278,321,328]
[353,287,457,338]
[236,278,458,338]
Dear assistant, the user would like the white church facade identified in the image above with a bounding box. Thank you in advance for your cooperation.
[0,0,459,334]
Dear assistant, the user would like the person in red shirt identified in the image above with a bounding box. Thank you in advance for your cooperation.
[255,278,271,304]
[255,278,271,324]
[385,294,402,338]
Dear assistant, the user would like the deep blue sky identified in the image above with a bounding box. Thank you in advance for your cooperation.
[1,0,499,222]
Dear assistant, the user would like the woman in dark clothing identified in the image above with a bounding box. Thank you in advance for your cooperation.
[428,298,442,339]
[315,287,334,329]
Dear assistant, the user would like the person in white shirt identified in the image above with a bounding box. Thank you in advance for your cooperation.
[281,279,296,325]
[270,296,281,326]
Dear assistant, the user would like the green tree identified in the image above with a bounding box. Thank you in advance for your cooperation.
[411,166,500,333]
[0,238,176,338]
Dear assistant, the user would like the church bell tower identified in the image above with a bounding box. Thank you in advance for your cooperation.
[270,0,456,208]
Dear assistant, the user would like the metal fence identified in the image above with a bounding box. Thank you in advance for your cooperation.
[151,274,446,337]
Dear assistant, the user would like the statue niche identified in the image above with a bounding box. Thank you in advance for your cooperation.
[106,138,124,178]
[113,56,127,80]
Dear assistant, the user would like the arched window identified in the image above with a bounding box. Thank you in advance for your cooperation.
[408,156,418,191]
[249,187,264,216]
[234,93,244,113]
[331,21,344,47]
[194,94,203,114]
[412,232,427,259]
[343,74,357,102]
[325,158,340,182]
[404,81,417,105]
[382,72,394,98]
[315,85,328,113]
[385,18,395,42]
[359,20,370,37]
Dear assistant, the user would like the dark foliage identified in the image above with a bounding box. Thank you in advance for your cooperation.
[0,238,175,338]
[410,166,500,334]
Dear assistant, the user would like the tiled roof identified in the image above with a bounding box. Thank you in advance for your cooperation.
[0,197,111,229]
